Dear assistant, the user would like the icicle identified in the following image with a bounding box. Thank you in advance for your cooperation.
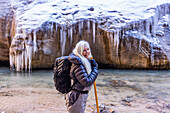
[116,30,119,56]
[16,55,19,71]
[25,34,33,72]
[79,21,82,37]
[139,20,144,35]
[110,32,113,46]
[26,45,33,72]
[166,5,169,16]
[56,23,58,33]
[60,26,63,55]
[107,32,113,47]
[51,23,53,36]
[157,5,161,20]
[22,29,27,72]
[152,7,158,36]
[10,53,14,70]
[150,43,154,65]
[114,29,119,56]
[60,26,66,56]
[70,26,73,44]
[81,20,84,29]
[21,50,24,72]
[145,19,150,37]
[16,53,22,71]
[114,30,117,48]
[33,30,37,53]
[14,51,17,71]
[9,55,13,69]
[28,46,32,72]
[107,32,110,38]
[25,47,27,72]
[87,19,90,31]
[93,21,95,43]
[63,27,66,56]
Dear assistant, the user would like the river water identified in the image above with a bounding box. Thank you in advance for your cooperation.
[0,67,170,112]
[0,67,170,100]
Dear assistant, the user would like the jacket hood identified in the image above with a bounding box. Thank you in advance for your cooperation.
[68,53,83,65]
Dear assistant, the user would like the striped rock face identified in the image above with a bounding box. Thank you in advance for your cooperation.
[0,0,170,71]
[0,0,13,63]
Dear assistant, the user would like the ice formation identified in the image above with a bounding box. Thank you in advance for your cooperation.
[9,0,170,71]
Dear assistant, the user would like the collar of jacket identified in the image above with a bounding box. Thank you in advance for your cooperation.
[68,53,83,65]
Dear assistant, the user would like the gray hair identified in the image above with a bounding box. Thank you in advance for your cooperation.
[73,40,93,59]
[73,40,92,75]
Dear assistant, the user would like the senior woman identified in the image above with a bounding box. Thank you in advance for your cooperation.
[66,40,98,113]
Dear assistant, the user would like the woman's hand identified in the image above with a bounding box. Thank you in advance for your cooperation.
[90,59,98,68]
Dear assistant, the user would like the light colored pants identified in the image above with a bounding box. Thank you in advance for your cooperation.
[66,92,88,113]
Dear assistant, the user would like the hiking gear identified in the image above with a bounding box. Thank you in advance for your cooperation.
[66,53,98,113]
[94,81,99,113]
[68,53,98,91]
[53,56,72,93]
[89,57,99,113]
[90,59,98,68]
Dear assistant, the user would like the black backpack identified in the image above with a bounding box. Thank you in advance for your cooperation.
[53,56,72,93]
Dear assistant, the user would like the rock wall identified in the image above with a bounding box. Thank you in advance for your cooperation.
[0,0,169,71]
[0,0,13,63]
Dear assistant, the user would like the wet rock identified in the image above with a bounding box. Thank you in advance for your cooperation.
[0,92,13,96]
[0,85,10,89]
[121,98,133,106]
[99,104,115,113]
[111,80,134,87]
[121,102,131,107]
[146,100,170,113]
[121,98,132,103]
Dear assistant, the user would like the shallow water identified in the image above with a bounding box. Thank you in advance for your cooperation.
[96,69,170,103]
[0,67,170,103]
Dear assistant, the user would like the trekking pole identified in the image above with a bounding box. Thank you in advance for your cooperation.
[90,57,99,113]
[94,81,99,113]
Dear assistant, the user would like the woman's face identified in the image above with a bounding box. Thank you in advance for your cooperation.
[82,44,90,59]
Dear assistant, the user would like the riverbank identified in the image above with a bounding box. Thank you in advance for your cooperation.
[0,87,169,113]
[0,87,67,113]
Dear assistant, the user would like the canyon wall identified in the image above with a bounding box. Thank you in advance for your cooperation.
[0,0,13,64]
[0,0,169,71]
